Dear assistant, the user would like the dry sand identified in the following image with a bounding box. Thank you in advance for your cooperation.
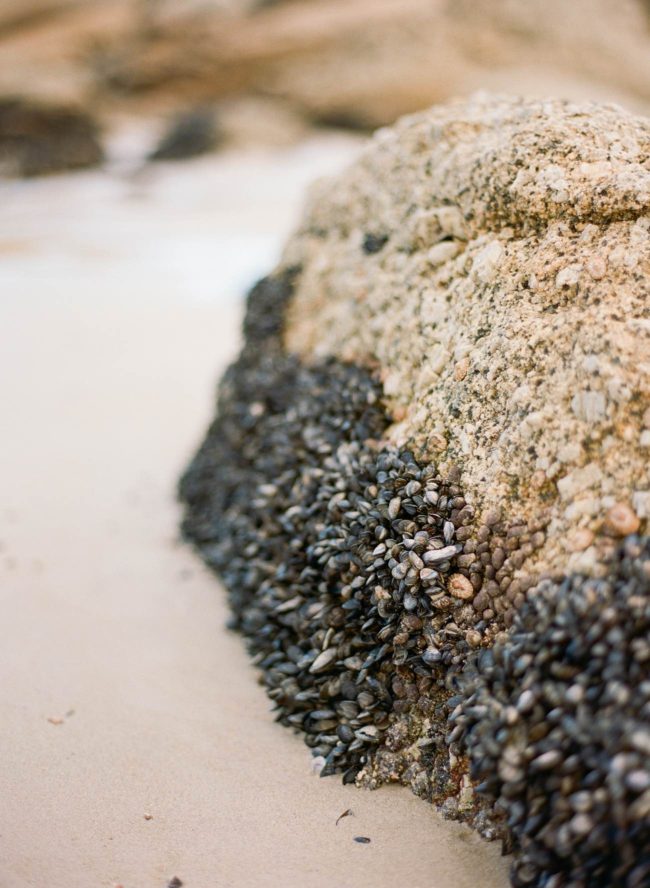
[0,139,509,887]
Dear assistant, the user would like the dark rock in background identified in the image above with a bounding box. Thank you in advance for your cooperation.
[2,0,650,168]
[148,107,220,162]
[0,97,103,176]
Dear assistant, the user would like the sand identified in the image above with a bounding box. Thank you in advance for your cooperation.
[0,139,509,887]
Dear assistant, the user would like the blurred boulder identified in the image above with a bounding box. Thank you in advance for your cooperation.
[0,97,103,176]
[1,0,650,149]
[0,1,133,105]
[87,0,650,128]
[216,96,309,147]
[148,106,220,161]
[0,0,79,33]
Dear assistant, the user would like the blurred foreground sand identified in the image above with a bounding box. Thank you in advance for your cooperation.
[0,139,509,887]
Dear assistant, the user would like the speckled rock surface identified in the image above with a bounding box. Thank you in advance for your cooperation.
[282,94,650,582]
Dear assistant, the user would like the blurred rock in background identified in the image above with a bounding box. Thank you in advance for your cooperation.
[1,0,650,175]
[148,106,221,161]
[0,96,103,176]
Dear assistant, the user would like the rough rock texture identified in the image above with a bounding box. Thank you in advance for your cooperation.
[282,94,650,582]
[180,95,650,887]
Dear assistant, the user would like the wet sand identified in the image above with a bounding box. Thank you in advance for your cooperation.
[0,143,509,888]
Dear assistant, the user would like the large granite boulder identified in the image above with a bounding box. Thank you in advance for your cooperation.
[282,94,650,577]
[180,95,650,887]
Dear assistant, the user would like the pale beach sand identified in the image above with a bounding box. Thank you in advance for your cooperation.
[0,140,509,888]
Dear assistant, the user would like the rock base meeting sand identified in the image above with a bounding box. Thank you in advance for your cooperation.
[0,140,509,887]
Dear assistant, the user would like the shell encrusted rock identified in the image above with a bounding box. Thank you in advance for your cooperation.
[180,95,650,886]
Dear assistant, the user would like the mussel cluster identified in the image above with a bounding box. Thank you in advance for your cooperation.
[456,536,650,887]
[181,272,487,784]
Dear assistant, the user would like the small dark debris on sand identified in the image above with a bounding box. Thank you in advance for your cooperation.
[47,709,75,726]
[353,836,371,844]
[335,808,353,826]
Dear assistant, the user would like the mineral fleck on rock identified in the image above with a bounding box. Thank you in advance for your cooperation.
[180,95,650,887]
